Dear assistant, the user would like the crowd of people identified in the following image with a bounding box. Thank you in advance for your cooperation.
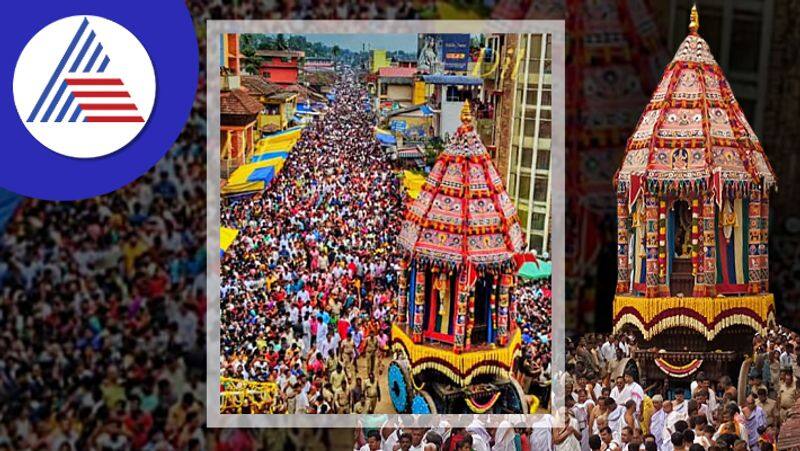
[515,281,553,402]
[0,109,208,448]
[188,0,426,21]
[559,325,800,451]
[220,72,404,414]
[219,70,557,416]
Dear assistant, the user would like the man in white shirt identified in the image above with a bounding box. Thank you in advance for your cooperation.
[601,337,618,367]
[649,395,667,451]
[600,426,621,451]
[663,400,688,451]
[529,414,554,451]
[605,397,627,443]
[610,377,625,405]
[672,391,688,417]
[295,383,309,414]
[626,372,645,413]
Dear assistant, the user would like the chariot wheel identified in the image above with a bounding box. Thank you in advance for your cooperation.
[411,390,437,414]
[388,361,413,413]
[738,357,752,405]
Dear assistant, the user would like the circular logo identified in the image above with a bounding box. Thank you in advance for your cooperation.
[0,0,197,200]
[13,16,155,159]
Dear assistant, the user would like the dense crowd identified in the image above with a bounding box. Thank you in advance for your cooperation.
[353,414,565,451]
[188,0,425,21]
[560,324,800,451]
[220,73,404,414]
[514,280,553,400]
[0,113,208,448]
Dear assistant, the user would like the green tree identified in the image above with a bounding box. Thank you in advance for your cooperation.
[276,33,287,50]
[239,35,263,75]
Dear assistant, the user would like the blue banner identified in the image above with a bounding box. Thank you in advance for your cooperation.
[441,34,470,71]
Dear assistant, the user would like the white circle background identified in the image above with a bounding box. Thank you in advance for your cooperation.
[12,15,156,159]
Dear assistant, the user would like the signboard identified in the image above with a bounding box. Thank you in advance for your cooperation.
[417,34,471,74]
[391,120,407,132]
[441,34,470,71]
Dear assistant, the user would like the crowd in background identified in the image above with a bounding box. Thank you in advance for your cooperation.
[0,112,208,448]
[187,0,425,21]
[515,280,553,402]
[559,324,800,451]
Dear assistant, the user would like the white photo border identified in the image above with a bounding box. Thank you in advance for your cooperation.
[206,20,566,429]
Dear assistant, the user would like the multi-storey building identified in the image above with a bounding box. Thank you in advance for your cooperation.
[490,33,553,255]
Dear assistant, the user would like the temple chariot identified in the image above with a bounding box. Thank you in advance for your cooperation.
[388,102,529,414]
[612,6,777,398]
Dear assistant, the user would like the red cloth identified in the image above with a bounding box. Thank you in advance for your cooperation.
[337,318,350,339]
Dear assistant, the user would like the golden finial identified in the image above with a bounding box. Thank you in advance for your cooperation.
[460,100,473,125]
[689,3,699,33]
[457,100,474,135]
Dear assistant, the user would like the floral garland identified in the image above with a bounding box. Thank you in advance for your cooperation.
[219,377,279,413]
[654,358,703,378]
[391,324,521,387]
[465,392,501,414]
[613,294,775,340]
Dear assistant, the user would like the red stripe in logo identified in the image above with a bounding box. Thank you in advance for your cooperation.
[65,78,123,85]
[79,104,138,110]
[73,91,131,98]
[85,116,144,122]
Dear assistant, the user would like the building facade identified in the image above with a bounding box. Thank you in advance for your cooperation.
[492,33,553,255]
[257,50,304,85]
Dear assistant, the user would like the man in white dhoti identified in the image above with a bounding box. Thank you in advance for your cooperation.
[662,400,688,451]
[649,395,666,451]
[530,413,555,451]
[604,397,626,444]
[623,372,644,414]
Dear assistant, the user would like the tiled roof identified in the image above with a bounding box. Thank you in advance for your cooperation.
[220,89,263,115]
[256,49,305,58]
[240,75,281,96]
[378,67,418,78]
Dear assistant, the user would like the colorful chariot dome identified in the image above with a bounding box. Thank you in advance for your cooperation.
[398,102,526,271]
[615,5,776,205]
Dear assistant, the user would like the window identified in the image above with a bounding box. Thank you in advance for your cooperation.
[380,84,387,95]
[531,213,546,231]
[536,149,550,170]
[518,174,531,198]
[528,234,544,252]
[730,9,762,72]
[539,119,551,139]
[509,145,519,169]
[518,206,529,228]
[521,146,533,168]
[545,35,552,59]
[446,86,469,102]
[533,176,548,202]
[539,89,552,106]
[523,118,537,139]
[529,34,543,58]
